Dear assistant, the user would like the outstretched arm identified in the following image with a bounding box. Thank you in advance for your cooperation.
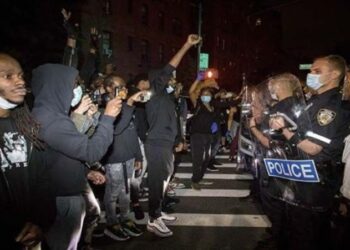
[152,35,201,94]
[169,34,201,68]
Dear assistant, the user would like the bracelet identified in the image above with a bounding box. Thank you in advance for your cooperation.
[250,126,257,129]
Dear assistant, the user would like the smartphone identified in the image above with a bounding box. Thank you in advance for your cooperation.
[115,87,120,97]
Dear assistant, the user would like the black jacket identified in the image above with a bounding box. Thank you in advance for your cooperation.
[129,86,149,142]
[145,64,177,147]
[31,64,115,196]
[103,103,142,164]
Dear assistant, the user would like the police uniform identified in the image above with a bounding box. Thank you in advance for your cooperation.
[257,96,301,249]
[285,87,350,250]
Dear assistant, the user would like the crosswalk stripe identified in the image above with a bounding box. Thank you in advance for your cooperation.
[215,155,230,159]
[175,173,253,180]
[174,189,250,197]
[100,212,270,228]
[179,162,237,168]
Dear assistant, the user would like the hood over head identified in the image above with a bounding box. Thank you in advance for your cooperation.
[31,64,79,129]
[31,64,79,115]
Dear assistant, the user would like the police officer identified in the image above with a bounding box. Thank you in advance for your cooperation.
[250,73,302,249]
[270,55,349,249]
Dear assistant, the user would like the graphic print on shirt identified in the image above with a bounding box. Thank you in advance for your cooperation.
[0,132,28,171]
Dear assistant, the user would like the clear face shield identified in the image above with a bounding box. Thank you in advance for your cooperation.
[246,74,324,207]
[342,71,350,101]
[238,85,257,158]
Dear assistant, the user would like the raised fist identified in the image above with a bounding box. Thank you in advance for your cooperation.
[186,34,202,46]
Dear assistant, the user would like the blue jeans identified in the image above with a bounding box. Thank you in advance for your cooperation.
[104,159,135,225]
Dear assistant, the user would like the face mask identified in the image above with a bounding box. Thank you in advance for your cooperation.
[306,73,323,90]
[71,85,83,107]
[201,95,212,103]
[0,96,18,109]
[166,85,175,94]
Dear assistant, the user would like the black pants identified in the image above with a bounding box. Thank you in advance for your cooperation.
[190,133,212,183]
[130,178,139,204]
[145,143,173,219]
[210,131,221,161]
[286,204,331,250]
[260,191,287,249]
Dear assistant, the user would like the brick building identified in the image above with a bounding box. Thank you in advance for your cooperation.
[79,0,198,85]
[77,0,283,90]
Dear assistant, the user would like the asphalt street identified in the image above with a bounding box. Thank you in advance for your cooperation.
[93,153,271,250]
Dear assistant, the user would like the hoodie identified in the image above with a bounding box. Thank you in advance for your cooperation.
[102,102,142,164]
[145,64,177,148]
[31,64,115,196]
[128,86,149,142]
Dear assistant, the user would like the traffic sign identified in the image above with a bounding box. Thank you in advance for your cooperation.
[200,53,209,69]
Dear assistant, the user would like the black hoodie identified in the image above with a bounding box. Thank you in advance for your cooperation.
[31,64,115,196]
[102,103,142,164]
[145,64,177,147]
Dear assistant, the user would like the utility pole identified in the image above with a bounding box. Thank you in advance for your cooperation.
[197,0,203,72]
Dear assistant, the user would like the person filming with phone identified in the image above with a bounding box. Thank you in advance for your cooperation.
[100,74,147,241]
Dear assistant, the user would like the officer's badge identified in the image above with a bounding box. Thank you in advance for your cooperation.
[317,109,336,126]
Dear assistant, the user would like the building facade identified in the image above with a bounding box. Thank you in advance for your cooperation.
[79,0,198,85]
[78,0,284,90]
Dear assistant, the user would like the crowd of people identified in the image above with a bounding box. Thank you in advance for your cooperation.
[1,8,350,250]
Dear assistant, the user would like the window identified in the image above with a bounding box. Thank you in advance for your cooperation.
[102,31,112,57]
[158,12,164,31]
[141,4,149,25]
[141,39,150,64]
[158,44,164,63]
[127,0,133,14]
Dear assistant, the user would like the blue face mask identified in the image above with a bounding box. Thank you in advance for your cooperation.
[71,85,83,107]
[166,85,175,94]
[306,73,323,90]
[201,95,212,103]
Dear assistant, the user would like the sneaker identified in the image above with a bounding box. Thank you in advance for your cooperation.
[161,212,177,222]
[104,224,130,241]
[133,205,145,220]
[172,177,181,183]
[147,218,173,237]
[207,165,219,172]
[138,190,149,202]
[191,182,201,190]
[174,182,186,189]
[198,180,214,185]
[166,186,176,196]
[122,219,143,237]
